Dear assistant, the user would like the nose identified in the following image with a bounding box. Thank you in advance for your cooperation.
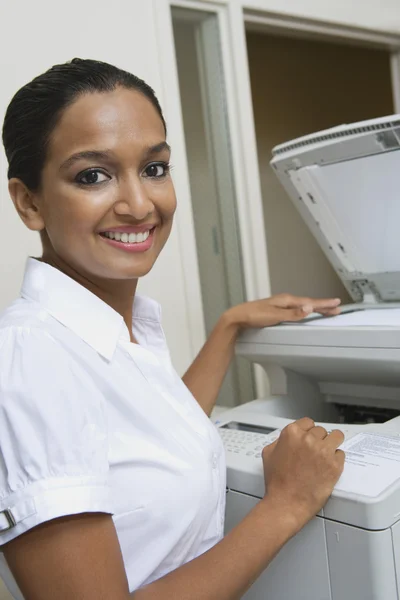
[113,174,154,221]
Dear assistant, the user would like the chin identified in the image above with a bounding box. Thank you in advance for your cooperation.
[99,260,156,281]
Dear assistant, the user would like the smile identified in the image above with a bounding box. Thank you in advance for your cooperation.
[99,227,156,253]
[101,230,151,244]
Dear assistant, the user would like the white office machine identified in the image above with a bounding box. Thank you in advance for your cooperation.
[215,115,400,600]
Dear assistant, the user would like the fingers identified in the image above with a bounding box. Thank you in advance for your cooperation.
[261,439,278,459]
[317,307,341,316]
[335,449,346,467]
[278,306,341,323]
[270,421,345,454]
[270,294,341,314]
[325,429,345,449]
[287,421,344,447]
[259,306,312,325]
[310,298,341,311]
[309,426,328,440]
[306,426,344,446]
[284,307,313,320]
[293,417,315,431]
[247,296,342,328]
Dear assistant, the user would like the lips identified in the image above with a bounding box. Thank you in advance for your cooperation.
[100,229,151,244]
[99,224,157,234]
[98,226,156,253]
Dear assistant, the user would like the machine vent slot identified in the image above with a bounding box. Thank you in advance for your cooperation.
[272,119,400,156]
[334,403,400,425]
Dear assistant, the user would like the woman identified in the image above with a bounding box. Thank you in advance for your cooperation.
[0,58,344,599]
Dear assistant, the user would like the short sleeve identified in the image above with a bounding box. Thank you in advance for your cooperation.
[0,327,112,545]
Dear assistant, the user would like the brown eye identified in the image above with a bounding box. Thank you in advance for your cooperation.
[143,163,170,178]
[76,169,109,185]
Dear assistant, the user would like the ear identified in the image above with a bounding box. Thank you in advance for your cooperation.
[8,178,45,231]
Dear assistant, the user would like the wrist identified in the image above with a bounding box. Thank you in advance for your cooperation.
[220,306,244,333]
[259,494,308,539]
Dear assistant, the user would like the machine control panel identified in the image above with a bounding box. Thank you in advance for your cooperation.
[218,421,353,460]
[218,421,279,458]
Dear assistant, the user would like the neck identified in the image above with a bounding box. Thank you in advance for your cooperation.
[40,253,138,342]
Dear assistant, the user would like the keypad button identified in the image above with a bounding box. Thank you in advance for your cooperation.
[219,428,282,458]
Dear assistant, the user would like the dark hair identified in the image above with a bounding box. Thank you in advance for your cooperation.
[2,58,167,192]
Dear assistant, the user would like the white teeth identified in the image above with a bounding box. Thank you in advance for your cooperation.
[102,229,152,244]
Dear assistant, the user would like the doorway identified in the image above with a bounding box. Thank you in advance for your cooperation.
[246,28,395,301]
[171,7,255,408]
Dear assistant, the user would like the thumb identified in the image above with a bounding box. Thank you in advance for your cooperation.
[261,438,278,460]
[284,305,313,322]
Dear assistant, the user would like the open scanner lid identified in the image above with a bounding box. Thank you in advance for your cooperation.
[270,115,400,303]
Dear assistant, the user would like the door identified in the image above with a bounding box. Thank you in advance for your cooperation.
[171,6,255,407]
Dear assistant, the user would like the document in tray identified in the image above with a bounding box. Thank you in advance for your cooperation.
[335,432,400,497]
[304,308,400,327]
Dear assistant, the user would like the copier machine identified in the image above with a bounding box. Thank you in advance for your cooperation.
[214,115,400,599]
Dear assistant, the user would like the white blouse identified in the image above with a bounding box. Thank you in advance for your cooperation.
[0,258,226,598]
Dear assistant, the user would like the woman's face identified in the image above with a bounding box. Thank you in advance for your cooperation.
[36,87,176,281]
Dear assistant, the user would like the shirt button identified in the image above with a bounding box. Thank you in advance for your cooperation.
[212,453,218,469]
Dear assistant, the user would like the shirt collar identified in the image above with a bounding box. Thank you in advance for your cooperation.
[20,258,132,361]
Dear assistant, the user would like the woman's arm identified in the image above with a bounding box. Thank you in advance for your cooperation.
[182,310,238,416]
[182,294,341,416]
[3,497,294,600]
[3,419,344,600]
[136,496,297,600]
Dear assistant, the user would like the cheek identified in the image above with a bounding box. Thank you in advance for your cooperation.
[167,197,177,219]
[42,187,108,235]
[156,183,177,219]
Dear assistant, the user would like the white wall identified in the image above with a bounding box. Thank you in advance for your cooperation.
[0,0,194,376]
[242,0,400,34]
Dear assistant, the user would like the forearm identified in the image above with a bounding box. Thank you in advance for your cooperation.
[182,311,239,416]
[134,497,299,600]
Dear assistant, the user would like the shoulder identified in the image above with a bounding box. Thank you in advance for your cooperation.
[0,303,102,415]
[0,296,86,366]
[0,304,111,532]
[0,317,59,372]
[0,297,49,331]
[0,299,67,370]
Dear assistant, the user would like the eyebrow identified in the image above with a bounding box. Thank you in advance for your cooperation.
[60,141,171,171]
